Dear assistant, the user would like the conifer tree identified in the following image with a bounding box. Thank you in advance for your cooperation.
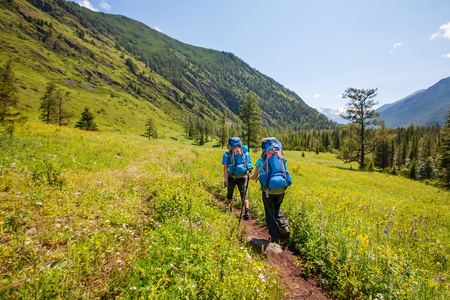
[409,158,417,180]
[144,116,158,139]
[340,87,380,169]
[440,110,450,186]
[75,107,98,131]
[220,110,228,148]
[0,60,20,123]
[399,141,407,167]
[409,135,419,162]
[39,82,59,124]
[419,132,432,160]
[374,124,394,170]
[57,91,74,126]
[239,93,262,149]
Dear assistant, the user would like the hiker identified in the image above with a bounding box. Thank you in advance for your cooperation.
[223,137,252,220]
[249,137,292,242]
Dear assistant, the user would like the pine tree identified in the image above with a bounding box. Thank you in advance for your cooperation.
[374,124,394,170]
[409,135,419,162]
[419,132,432,160]
[0,60,20,123]
[57,91,74,126]
[75,107,98,131]
[409,158,417,180]
[220,110,228,148]
[39,82,59,124]
[144,116,157,139]
[440,110,450,186]
[239,93,262,150]
[340,88,380,169]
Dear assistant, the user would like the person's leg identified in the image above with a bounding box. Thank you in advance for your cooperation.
[273,193,289,228]
[226,177,237,212]
[273,193,290,239]
[243,196,250,220]
[236,176,250,219]
[262,192,281,239]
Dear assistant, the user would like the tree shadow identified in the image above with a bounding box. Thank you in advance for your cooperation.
[333,165,361,172]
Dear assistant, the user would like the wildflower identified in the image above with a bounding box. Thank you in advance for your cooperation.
[258,273,266,282]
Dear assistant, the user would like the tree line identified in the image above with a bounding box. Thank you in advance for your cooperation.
[208,87,450,188]
[2,59,449,187]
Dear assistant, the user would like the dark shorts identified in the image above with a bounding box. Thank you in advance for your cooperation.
[227,176,247,200]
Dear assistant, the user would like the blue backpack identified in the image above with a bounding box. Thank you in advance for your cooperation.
[227,137,248,178]
[258,137,292,195]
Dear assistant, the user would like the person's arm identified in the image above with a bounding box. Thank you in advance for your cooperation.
[249,166,259,180]
[223,164,228,187]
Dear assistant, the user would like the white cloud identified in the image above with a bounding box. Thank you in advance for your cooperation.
[429,32,440,40]
[442,53,450,58]
[313,94,321,98]
[390,42,402,53]
[77,0,98,11]
[99,1,111,10]
[430,21,450,40]
[153,26,162,32]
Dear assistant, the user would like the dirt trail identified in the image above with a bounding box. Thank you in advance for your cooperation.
[227,203,331,300]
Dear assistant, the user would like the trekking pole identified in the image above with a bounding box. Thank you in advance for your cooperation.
[231,184,235,213]
[239,174,250,225]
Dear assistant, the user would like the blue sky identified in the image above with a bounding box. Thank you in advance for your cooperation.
[69,0,450,109]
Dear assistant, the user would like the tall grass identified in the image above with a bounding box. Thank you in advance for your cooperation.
[0,122,284,299]
[246,151,450,299]
[2,122,449,299]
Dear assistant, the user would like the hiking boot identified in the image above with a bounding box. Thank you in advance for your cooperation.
[280,226,290,240]
[243,208,250,220]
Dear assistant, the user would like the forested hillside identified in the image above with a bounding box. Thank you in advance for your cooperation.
[376,77,450,127]
[0,0,335,135]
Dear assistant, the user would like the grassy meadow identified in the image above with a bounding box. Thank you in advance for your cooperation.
[1,122,449,299]
[0,122,284,299]
[248,152,449,299]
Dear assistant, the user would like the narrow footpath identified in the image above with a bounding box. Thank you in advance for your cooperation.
[226,203,332,300]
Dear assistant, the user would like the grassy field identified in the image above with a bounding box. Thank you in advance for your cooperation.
[1,122,449,299]
[0,122,284,299]
[253,151,450,299]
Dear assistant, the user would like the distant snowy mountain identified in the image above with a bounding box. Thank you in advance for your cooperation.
[317,106,348,124]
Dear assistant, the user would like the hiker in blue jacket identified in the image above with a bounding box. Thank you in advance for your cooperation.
[249,137,291,243]
[222,139,253,220]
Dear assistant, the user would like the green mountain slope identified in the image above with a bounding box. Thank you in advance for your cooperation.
[1,0,335,135]
[376,77,450,128]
